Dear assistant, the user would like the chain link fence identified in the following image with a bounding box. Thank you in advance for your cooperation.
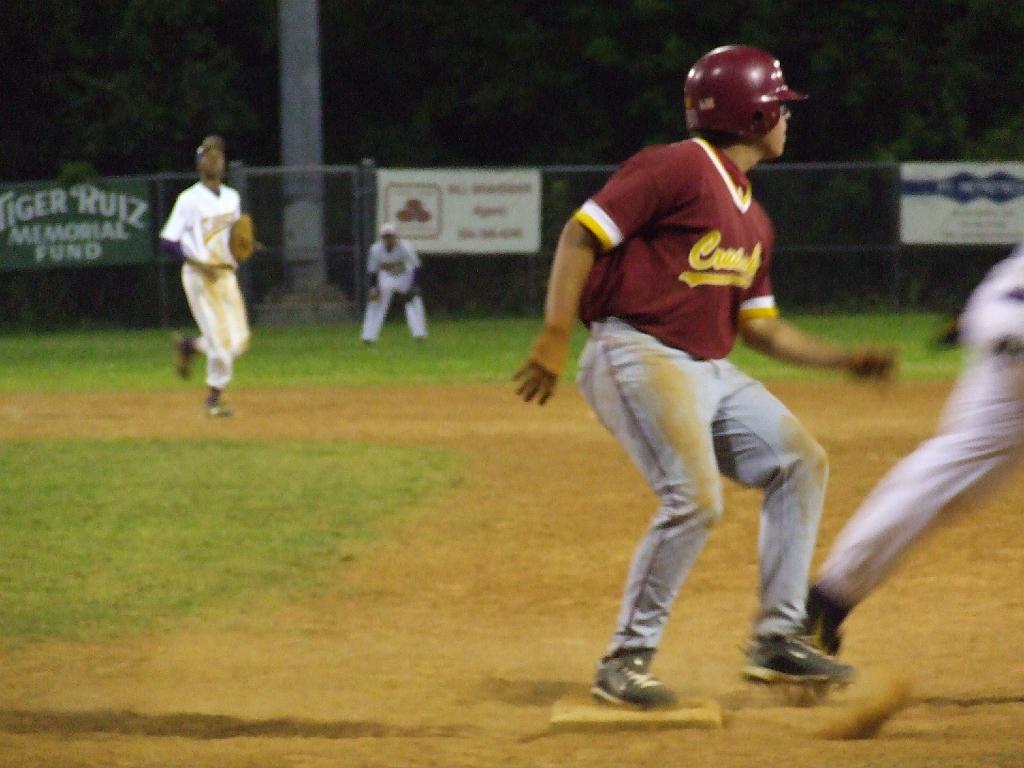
[0,161,1008,329]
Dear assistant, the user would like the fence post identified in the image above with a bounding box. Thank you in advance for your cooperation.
[230,160,254,304]
[155,176,169,328]
[355,158,377,318]
[890,162,902,311]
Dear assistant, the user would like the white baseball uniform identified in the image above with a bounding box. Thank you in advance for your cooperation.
[160,182,250,390]
[818,242,1024,606]
[360,237,428,342]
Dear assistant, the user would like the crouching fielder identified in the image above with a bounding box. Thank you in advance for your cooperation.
[160,135,251,417]
[360,222,428,344]
[807,240,1024,652]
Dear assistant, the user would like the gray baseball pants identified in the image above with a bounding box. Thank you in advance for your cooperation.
[577,318,827,654]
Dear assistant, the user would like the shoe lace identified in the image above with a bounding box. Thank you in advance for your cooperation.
[795,632,831,657]
[621,666,661,689]
[790,635,854,677]
[747,634,833,661]
[791,635,829,656]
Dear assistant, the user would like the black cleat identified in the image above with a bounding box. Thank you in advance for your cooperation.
[743,635,855,686]
[205,402,234,417]
[204,392,233,417]
[591,648,677,709]
[804,584,850,656]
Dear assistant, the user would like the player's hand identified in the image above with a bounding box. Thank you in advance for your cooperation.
[516,325,573,405]
[514,325,572,405]
[844,345,898,381]
[368,287,381,302]
[514,360,558,405]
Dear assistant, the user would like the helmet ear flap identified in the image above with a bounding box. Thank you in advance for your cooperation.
[751,109,766,132]
[749,105,779,134]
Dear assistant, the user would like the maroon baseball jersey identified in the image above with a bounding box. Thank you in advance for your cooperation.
[576,138,779,359]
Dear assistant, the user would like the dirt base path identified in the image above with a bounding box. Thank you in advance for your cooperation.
[1,381,1023,767]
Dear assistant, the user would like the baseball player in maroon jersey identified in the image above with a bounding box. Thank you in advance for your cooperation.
[805,240,1024,658]
[515,45,895,708]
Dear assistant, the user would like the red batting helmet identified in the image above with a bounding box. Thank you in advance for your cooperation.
[684,45,807,138]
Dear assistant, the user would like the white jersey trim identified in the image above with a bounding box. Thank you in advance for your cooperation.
[578,200,623,249]
[740,295,776,312]
[739,295,778,319]
[692,138,753,213]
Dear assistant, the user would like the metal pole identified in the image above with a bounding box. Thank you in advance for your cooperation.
[279,0,326,291]
[229,160,254,304]
[155,177,169,328]
[890,162,902,311]
[356,158,376,318]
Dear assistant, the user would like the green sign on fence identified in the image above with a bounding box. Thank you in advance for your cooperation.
[0,179,153,270]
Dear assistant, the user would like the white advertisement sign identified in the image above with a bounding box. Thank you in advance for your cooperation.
[376,168,541,254]
[900,162,1024,245]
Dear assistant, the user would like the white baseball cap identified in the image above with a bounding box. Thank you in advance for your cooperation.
[380,222,397,236]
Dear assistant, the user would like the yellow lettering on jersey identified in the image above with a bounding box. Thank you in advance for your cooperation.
[679,229,762,289]
[203,213,235,245]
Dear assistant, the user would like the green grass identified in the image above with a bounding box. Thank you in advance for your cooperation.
[0,439,457,641]
[729,311,964,380]
[0,318,544,391]
[0,313,962,392]
[0,313,961,642]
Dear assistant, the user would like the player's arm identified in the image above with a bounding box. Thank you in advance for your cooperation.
[159,195,190,260]
[515,217,600,404]
[159,195,216,268]
[159,238,186,261]
[740,316,896,379]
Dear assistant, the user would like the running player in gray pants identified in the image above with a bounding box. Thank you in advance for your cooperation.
[515,45,895,708]
[806,241,1024,656]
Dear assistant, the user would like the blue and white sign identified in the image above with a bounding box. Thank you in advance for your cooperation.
[900,163,1024,245]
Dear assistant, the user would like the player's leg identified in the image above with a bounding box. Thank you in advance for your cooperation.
[392,271,427,339]
[172,332,197,379]
[404,294,427,339]
[179,265,209,365]
[815,353,1024,617]
[362,272,401,343]
[195,271,242,415]
[711,363,852,684]
[181,266,233,413]
[577,319,723,706]
[713,363,826,637]
[196,272,250,417]
[360,290,391,343]
[217,271,251,358]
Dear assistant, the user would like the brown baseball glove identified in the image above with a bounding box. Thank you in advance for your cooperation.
[845,345,898,380]
[229,214,258,263]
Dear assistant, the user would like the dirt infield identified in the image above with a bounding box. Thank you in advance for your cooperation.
[1,381,1022,767]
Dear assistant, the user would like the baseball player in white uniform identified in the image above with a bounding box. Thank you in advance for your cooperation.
[159,135,250,417]
[360,222,428,344]
[806,239,1024,653]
